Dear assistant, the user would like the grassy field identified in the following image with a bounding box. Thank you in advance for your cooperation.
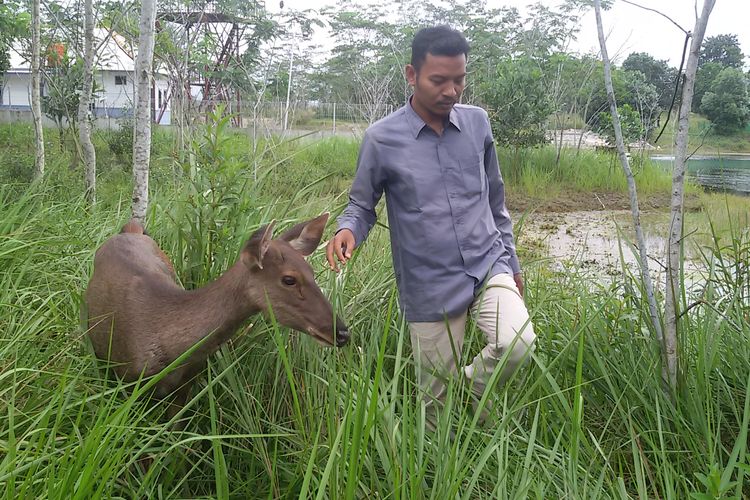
[652,113,750,154]
[1,122,749,498]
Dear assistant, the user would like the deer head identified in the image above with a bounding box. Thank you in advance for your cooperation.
[241,213,349,347]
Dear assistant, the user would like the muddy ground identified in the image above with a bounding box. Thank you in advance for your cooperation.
[507,190,701,213]
[510,191,706,285]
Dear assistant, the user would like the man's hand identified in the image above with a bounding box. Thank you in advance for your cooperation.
[326,229,355,272]
[513,272,525,298]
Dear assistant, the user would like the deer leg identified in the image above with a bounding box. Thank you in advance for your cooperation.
[157,363,204,429]
[165,384,192,430]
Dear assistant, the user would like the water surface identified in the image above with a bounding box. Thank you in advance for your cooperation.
[651,154,750,195]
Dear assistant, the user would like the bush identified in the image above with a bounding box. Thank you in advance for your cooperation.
[291,108,316,127]
[101,119,134,164]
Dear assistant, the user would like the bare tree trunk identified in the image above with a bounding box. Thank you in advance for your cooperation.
[78,0,96,204]
[131,0,157,225]
[31,0,45,180]
[664,0,716,389]
[283,45,294,131]
[594,0,664,353]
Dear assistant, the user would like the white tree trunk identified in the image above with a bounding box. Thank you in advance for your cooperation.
[131,0,157,225]
[593,0,664,349]
[78,0,96,203]
[664,0,716,388]
[31,0,45,180]
[283,46,294,131]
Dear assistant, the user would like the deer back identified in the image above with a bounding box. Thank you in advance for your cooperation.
[85,215,350,387]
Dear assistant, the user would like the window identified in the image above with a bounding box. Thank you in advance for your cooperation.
[115,75,127,86]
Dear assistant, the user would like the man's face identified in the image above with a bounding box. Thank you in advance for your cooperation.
[406,53,467,120]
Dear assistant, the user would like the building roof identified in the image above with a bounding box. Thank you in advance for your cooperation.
[7,28,165,75]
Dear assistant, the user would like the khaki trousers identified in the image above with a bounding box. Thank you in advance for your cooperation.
[409,273,536,419]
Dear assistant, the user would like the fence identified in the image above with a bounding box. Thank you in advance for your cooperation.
[0,98,400,136]
[185,99,398,136]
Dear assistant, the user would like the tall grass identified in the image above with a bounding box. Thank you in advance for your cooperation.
[499,147,676,197]
[0,123,748,497]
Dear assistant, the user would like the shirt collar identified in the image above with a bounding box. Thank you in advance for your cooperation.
[405,96,462,138]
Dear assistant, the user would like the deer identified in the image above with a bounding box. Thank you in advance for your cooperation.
[85,213,349,416]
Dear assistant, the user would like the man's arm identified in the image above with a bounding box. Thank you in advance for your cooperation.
[326,131,384,271]
[483,114,523,293]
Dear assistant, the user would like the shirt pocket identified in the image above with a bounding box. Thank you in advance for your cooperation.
[458,149,486,196]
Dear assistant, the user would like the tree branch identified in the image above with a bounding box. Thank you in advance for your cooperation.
[620,0,690,35]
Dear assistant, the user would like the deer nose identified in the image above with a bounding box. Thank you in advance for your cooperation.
[336,327,350,347]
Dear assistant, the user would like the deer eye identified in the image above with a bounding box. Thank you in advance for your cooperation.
[281,276,297,286]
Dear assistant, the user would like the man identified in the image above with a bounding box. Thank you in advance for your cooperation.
[326,26,535,422]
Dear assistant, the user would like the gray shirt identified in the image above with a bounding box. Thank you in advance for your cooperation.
[337,100,520,322]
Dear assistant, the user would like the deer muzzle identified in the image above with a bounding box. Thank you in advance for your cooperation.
[335,323,350,347]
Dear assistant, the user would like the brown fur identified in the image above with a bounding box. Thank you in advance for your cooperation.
[85,213,349,412]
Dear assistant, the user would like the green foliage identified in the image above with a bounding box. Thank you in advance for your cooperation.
[695,61,725,112]
[700,34,745,69]
[622,51,677,109]
[0,123,36,183]
[0,0,28,74]
[316,6,410,106]
[165,107,257,287]
[2,122,750,496]
[652,112,750,154]
[700,67,750,134]
[482,57,553,148]
[596,103,645,145]
[100,119,134,164]
[0,165,749,496]
[498,145,674,196]
[42,55,100,134]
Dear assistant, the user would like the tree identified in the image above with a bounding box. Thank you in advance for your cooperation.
[596,103,644,146]
[700,33,745,69]
[700,67,750,134]
[131,0,157,225]
[693,34,745,112]
[593,0,662,387]
[623,69,660,139]
[595,0,717,391]
[42,57,98,151]
[31,0,44,179]
[319,5,409,113]
[622,52,677,109]
[481,57,553,149]
[143,0,277,160]
[78,0,96,204]
[584,64,635,131]
[665,0,716,389]
[693,61,724,111]
[0,0,29,75]
[545,53,600,159]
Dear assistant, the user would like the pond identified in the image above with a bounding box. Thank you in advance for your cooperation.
[518,209,709,290]
[651,154,750,195]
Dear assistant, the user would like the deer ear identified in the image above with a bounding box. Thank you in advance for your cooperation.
[278,213,329,256]
[242,221,276,270]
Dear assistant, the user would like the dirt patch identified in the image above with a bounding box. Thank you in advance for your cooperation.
[507,190,700,213]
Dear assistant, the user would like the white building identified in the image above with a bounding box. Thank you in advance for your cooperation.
[1,29,171,126]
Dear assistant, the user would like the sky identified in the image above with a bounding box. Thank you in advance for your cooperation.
[268,0,750,68]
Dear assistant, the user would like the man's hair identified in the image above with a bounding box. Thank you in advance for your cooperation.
[410,26,470,72]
